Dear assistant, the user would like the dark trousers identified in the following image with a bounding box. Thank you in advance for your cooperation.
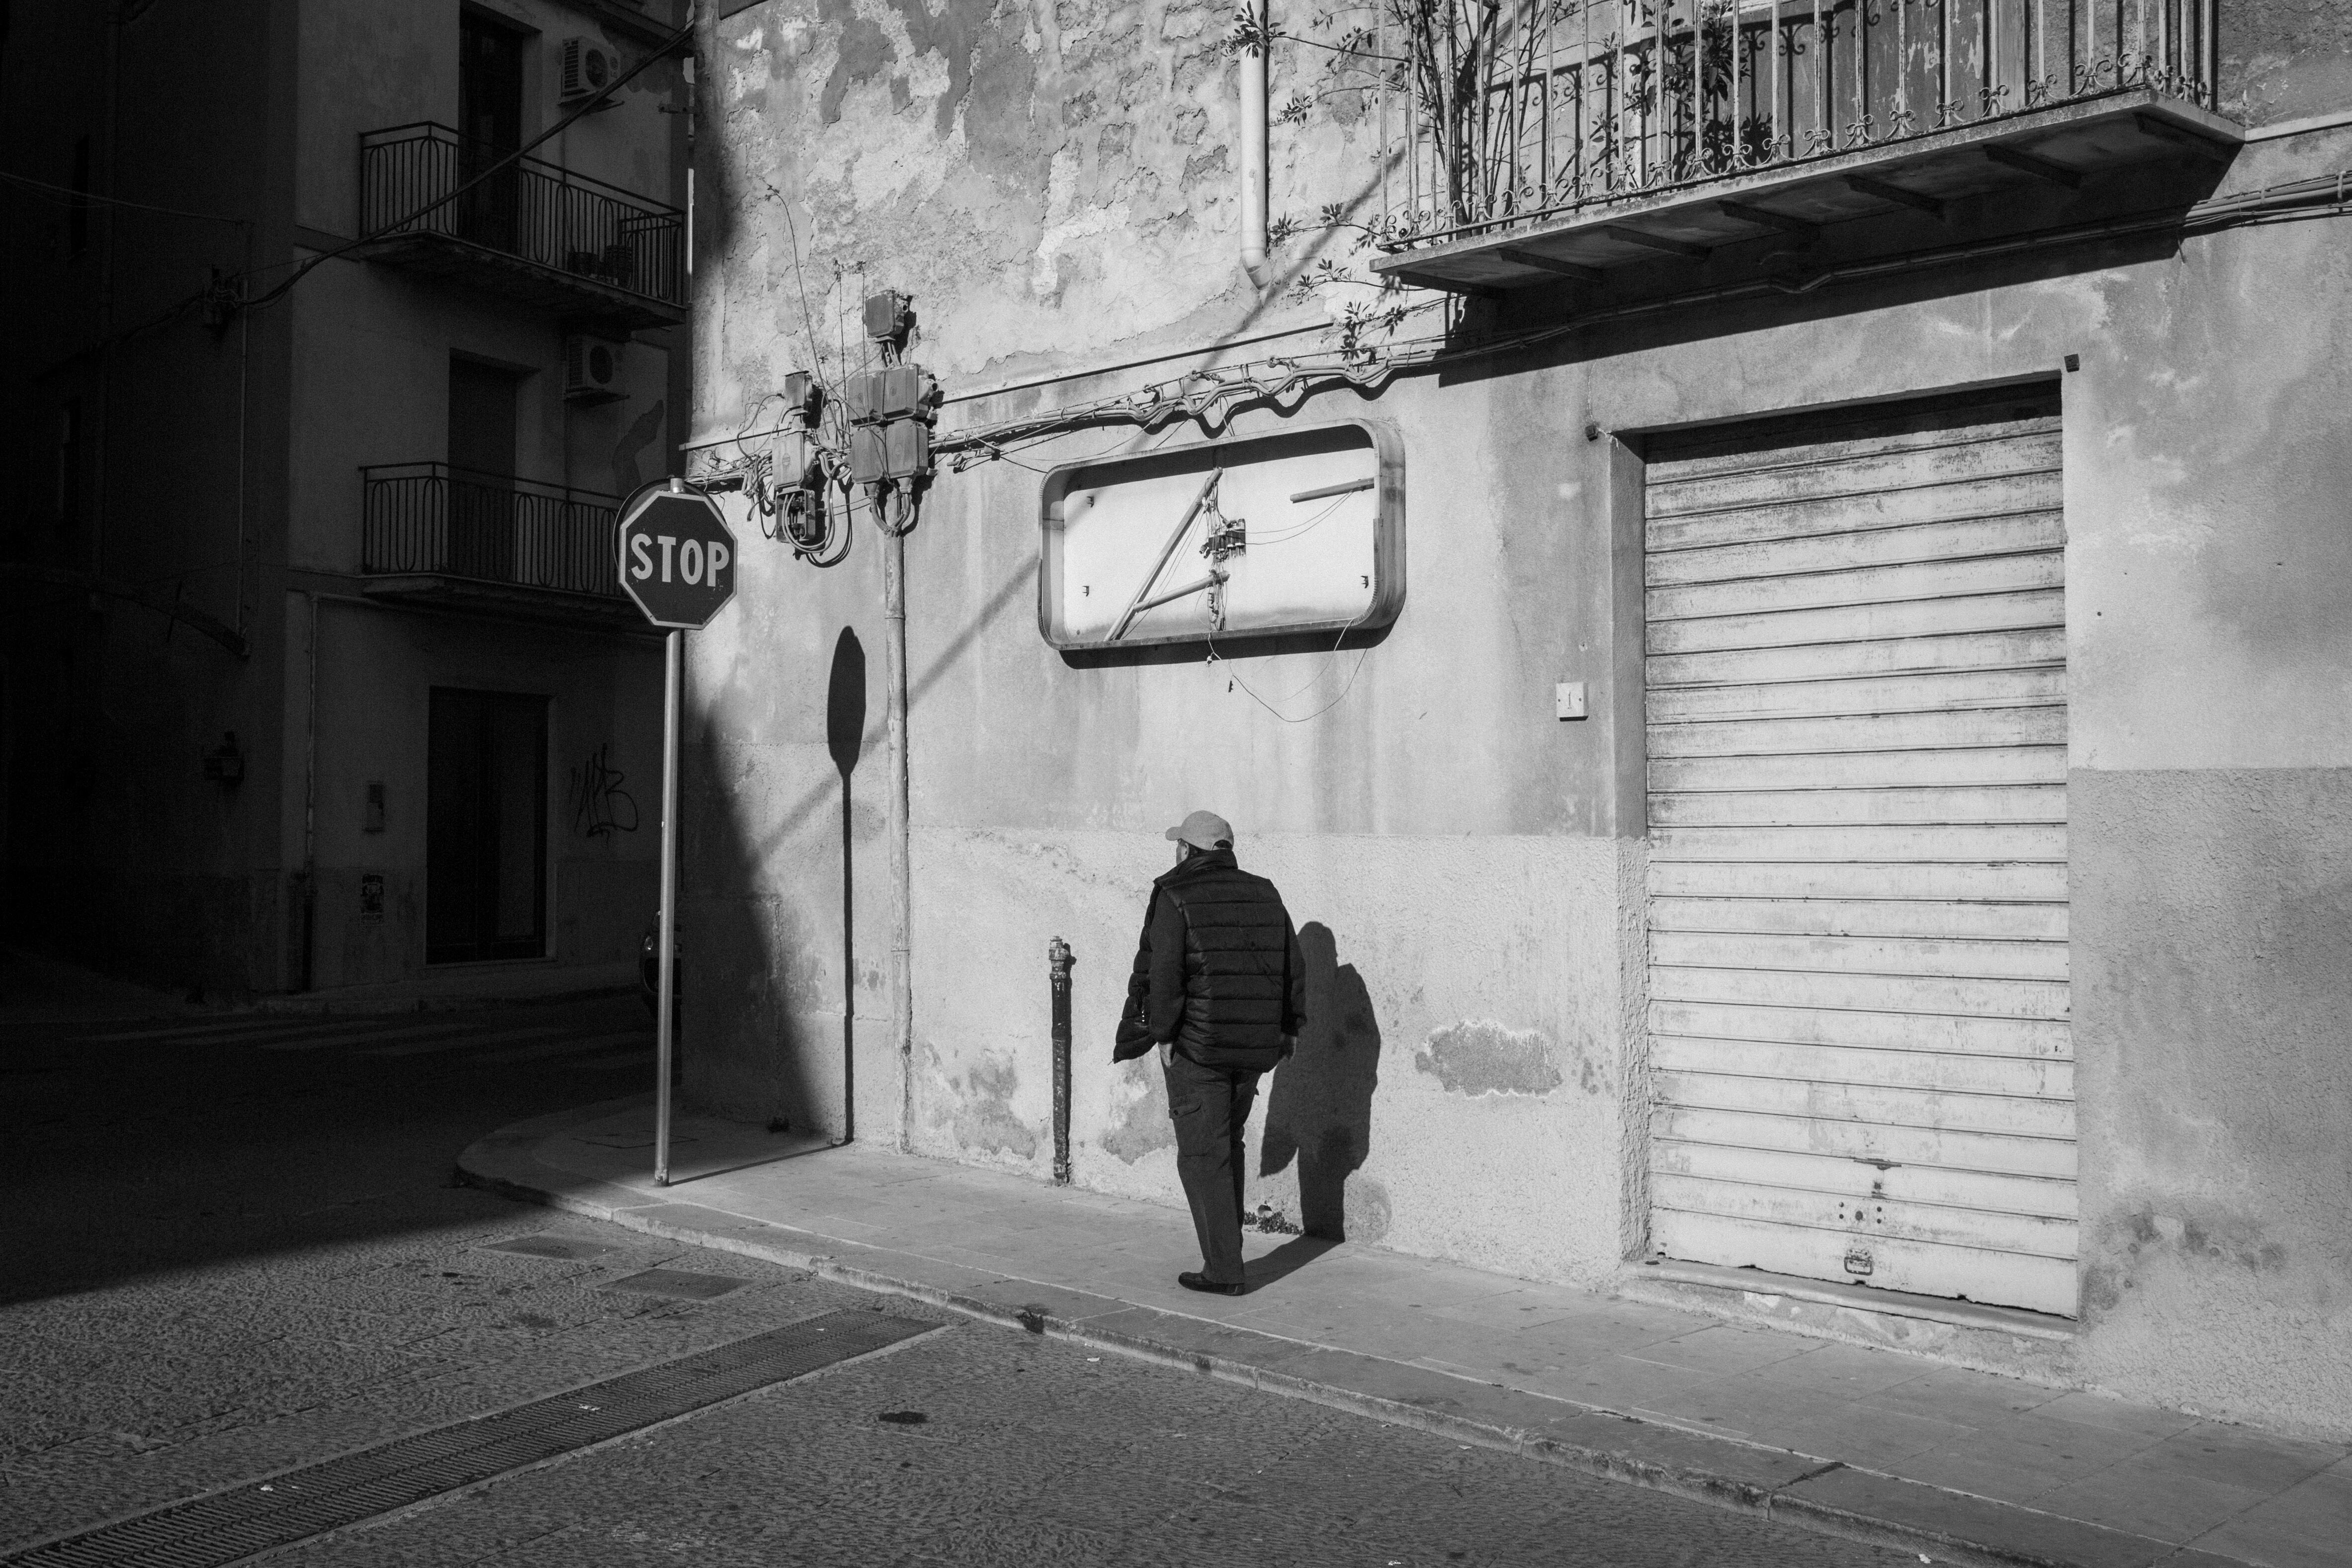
[1163,1049,1261,1285]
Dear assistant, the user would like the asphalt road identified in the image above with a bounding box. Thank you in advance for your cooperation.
[0,991,1911,1567]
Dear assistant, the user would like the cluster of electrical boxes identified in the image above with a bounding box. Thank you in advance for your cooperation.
[842,361,937,483]
[765,290,940,498]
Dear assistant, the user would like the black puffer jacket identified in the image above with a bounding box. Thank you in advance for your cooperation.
[1114,849,1305,1071]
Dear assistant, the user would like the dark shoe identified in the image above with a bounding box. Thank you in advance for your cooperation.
[1178,1271,1245,1297]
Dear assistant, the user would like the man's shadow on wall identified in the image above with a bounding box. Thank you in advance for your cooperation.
[1255,921,1381,1286]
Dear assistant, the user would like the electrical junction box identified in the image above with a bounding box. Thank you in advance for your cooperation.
[848,421,929,484]
[782,371,822,423]
[883,420,928,481]
[842,365,931,424]
[863,289,911,343]
[769,427,819,492]
[849,424,886,485]
[1038,418,1403,652]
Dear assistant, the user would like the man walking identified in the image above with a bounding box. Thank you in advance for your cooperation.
[1115,810,1305,1296]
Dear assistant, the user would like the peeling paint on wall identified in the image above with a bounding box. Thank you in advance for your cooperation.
[1414,1020,1562,1097]
[1344,1174,1392,1243]
[2085,1204,2293,1315]
[1101,1058,1173,1162]
[936,1049,1039,1159]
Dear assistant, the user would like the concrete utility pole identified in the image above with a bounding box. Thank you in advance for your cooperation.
[884,522,913,1151]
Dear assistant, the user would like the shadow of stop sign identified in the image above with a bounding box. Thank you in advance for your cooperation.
[618,485,738,630]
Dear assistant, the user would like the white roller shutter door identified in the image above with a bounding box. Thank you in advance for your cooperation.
[1643,392,2075,1317]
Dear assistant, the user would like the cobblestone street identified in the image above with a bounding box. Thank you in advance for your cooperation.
[1,994,1905,1567]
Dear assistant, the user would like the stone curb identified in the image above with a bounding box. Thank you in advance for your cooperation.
[455,1105,2224,1568]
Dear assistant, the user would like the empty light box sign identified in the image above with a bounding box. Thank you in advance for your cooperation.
[1039,420,1403,651]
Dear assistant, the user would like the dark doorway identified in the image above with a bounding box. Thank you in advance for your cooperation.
[446,357,520,582]
[427,688,549,963]
[456,7,525,250]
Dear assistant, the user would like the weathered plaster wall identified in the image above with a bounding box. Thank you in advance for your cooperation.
[288,260,675,568]
[292,0,687,516]
[695,0,1354,441]
[298,599,662,991]
[288,264,556,571]
[0,0,298,993]
[692,1,2352,1434]
[2225,0,2352,125]
[911,828,1647,1283]
[678,482,898,1137]
[296,0,687,242]
[1560,136,2352,1430]
[2054,130,2352,1436]
[2074,769,2352,1439]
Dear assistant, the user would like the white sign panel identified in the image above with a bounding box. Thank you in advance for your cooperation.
[1038,419,1404,651]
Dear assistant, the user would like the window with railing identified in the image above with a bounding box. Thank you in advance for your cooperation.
[362,464,623,600]
[359,123,686,306]
[1372,0,2219,249]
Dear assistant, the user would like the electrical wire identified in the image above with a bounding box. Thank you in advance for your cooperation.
[0,169,251,227]
[1246,492,1350,545]
[908,166,2352,466]
[769,178,833,390]
[1206,605,1376,724]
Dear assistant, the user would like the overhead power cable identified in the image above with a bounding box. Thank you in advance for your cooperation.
[0,168,252,227]
[242,15,694,311]
[920,164,2352,462]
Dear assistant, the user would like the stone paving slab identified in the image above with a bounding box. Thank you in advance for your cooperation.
[459,1095,2350,1568]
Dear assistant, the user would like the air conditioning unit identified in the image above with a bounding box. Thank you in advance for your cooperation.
[563,335,626,404]
[559,38,617,104]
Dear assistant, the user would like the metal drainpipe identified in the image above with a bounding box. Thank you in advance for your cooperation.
[884,525,913,1149]
[1239,0,1269,287]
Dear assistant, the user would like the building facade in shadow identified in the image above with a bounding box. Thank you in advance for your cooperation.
[0,0,694,1002]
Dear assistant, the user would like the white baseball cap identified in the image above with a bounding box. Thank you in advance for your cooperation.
[1164,810,1234,850]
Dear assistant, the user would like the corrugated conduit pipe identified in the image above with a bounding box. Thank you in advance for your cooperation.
[1239,0,1270,289]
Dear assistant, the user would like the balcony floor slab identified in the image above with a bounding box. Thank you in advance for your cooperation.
[351,233,686,332]
[1375,89,2244,293]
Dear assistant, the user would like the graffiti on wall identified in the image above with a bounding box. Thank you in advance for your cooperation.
[569,743,640,838]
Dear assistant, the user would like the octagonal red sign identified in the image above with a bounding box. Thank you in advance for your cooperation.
[617,485,738,631]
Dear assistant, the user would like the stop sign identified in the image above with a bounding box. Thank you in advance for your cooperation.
[617,485,738,630]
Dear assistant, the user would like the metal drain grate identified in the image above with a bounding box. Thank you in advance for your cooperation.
[7,1308,935,1567]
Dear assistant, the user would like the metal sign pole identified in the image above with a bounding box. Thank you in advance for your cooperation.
[655,626,681,1186]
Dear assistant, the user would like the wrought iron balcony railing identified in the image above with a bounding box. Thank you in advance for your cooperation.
[358,122,686,308]
[362,464,623,601]
[1375,0,2220,251]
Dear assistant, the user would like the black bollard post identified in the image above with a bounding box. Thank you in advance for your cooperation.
[1049,936,1073,1185]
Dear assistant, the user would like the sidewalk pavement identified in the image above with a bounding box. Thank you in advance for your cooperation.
[460,1096,2350,1568]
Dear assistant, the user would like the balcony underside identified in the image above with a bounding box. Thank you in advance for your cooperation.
[1373,89,2243,294]
[360,574,656,636]
[351,233,685,332]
